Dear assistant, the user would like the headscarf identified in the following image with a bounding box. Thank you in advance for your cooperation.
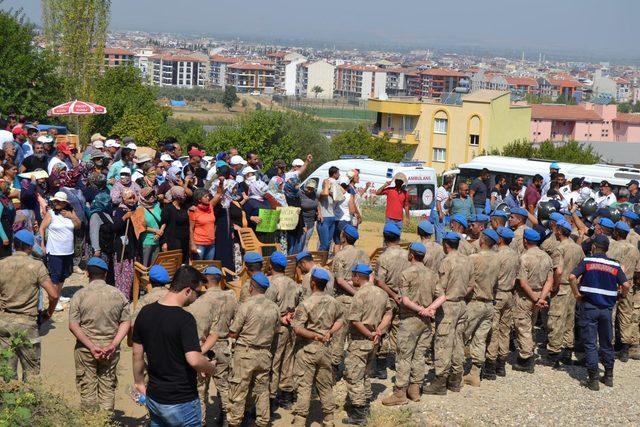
[284,175,301,205]
[165,185,186,203]
[268,176,287,207]
[120,188,137,209]
[89,192,112,216]
[248,179,268,201]
[138,187,157,209]
[166,165,182,184]
[211,178,239,208]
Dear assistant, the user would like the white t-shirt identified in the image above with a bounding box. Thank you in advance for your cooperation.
[335,192,352,222]
[596,193,617,208]
[435,186,449,213]
[45,209,75,255]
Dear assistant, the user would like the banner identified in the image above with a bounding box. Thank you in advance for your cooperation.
[256,208,279,233]
[277,206,300,230]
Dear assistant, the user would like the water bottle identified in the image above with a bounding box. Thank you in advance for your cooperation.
[125,384,147,406]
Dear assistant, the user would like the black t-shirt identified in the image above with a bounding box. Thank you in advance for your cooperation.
[21,155,49,172]
[470,178,488,208]
[132,302,201,404]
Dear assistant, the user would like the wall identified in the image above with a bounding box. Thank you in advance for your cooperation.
[373,71,388,99]
[284,58,305,96]
[361,71,373,99]
[306,60,335,99]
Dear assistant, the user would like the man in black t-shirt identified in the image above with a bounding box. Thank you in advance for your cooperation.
[132,266,215,426]
[20,141,49,173]
[470,168,490,214]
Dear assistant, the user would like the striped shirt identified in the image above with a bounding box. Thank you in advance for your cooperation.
[571,254,627,308]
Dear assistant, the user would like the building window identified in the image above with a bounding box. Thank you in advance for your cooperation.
[434,118,448,134]
[433,148,446,162]
[469,134,480,146]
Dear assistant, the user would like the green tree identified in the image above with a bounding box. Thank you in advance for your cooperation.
[330,125,409,163]
[311,85,324,98]
[618,102,632,113]
[495,139,600,164]
[222,86,239,110]
[0,6,64,120]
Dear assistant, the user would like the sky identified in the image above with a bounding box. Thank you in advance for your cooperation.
[4,0,638,60]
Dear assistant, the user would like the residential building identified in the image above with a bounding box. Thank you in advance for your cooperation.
[384,68,410,96]
[225,62,276,93]
[283,53,307,96]
[296,60,335,99]
[334,64,387,100]
[505,76,538,94]
[210,55,242,87]
[419,68,469,99]
[150,54,207,88]
[405,71,422,97]
[103,47,135,68]
[134,49,154,83]
[369,90,531,173]
[537,76,580,100]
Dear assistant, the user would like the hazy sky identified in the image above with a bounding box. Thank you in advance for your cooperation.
[5,0,638,59]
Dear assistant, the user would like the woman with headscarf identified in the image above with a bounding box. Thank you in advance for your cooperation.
[88,192,115,284]
[160,185,190,262]
[284,174,305,254]
[110,167,141,206]
[112,188,138,299]
[267,175,289,253]
[137,187,162,266]
[244,178,279,254]
[212,168,246,272]
[157,164,192,205]
[0,177,16,259]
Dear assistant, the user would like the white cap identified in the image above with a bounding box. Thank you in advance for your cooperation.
[105,139,120,148]
[125,142,137,150]
[230,155,246,166]
[203,155,214,163]
[120,167,132,175]
[51,191,68,202]
[160,154,173,162]
[291,158,305,167]
[171,160,183,168]
[241,166,257,175]
[92,140,104,149]
[37,135,54,144]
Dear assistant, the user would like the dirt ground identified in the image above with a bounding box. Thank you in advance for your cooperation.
[39,220,418,426]
[168,94,284,123]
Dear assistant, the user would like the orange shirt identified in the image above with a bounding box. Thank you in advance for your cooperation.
[189,207,215,245]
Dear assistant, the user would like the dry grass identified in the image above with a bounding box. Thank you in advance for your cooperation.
[367,406,420,427]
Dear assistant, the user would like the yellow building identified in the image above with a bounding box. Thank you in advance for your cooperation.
[368,90,531,174]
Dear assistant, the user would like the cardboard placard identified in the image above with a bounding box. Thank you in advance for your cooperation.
[256,208,279,233]
[277,206,300,230]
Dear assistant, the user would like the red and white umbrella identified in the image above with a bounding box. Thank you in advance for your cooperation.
[47,99,107,116]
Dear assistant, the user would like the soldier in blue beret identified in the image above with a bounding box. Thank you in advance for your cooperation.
[239,252,266,303]
[417,220,445,272]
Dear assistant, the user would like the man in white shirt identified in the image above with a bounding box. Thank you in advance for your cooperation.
[284,154,313,182]
[595,180,617,208]
[432,176,453,243]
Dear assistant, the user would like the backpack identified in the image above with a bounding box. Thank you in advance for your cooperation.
[97,212,115,256]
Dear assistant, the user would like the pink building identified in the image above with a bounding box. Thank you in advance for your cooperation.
[530,103,640,143]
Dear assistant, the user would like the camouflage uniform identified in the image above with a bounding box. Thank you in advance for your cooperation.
[187,286,238,421]
[0,252,50,381]
[331,244,369,366]
[291,292,343,426]
[422,240,445,273]
[486,245,519,361]
[627,228,640,250]
[395,263,437,388]
[458,237,476,256]
[547,238,584,354]
[227,294,279,427]
[69,279,130,411]
[238,279,252,304]
[513,246,553,359]
[344,282,391,406]
[265,274,300,400]
[131,286,167,323]
[608,239,640,348]
[464,249,500,365]
[510,225,528,256]
[301,266,335,299]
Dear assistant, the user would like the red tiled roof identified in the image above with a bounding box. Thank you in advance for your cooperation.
[267,51,287,58]
[150,54,205,62]
[531,104,602,121]
[419,68,467,77]
[103,47,135,56]
[505,76,538,87]
[227,62,274,71]
[337,64,380,72]
[614,113,640,125]
[547,78,580,88]
[210,55,242,63]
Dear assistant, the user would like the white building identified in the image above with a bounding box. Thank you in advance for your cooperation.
[283,53,307,96]
[296,60,335,99]
[150,54,207,88]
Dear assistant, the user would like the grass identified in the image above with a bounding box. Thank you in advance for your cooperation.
[368,406,420,427]
[289,105,376,121]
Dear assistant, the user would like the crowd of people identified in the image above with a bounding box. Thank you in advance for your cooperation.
[1,116,640,427]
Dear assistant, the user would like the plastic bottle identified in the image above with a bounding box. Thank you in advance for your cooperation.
[125,384,147,406]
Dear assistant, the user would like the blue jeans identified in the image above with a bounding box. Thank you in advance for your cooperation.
[577,301,614,371]
[316,217,336,251]
[147,397,201,427]
[195,244,215,260]
[430,206,446,243]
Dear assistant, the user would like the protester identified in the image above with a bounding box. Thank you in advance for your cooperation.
[161,185,190,262]
[137,187,162,266]
[112,188,138,299]
[470,168,490,214]
[189,188,216,260]
[376,172,410,229]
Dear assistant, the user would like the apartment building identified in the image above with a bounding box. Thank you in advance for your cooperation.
[295,60,335,99]
[225,62,276,93]
[210,55,242,87]
[592,70,633,103]
[282,53,307,96]
[150,54,207,88]
[134,49,154,82]
[419,68,469,99]
[384,68,410,96]
[334,64,387,100]
[537,76,580,100]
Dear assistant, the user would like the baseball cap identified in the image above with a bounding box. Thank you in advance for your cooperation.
[241,166,257,175]
[409,241,426,255]
[291,158,305,167]
[11,126,26,136]
[418,220,434,235]
[451,214,468,229]
[51,191,68,202]
[105,139,120,148]
[483,229,499,243]
[351,264,372,276]
[550,162,560,170]
[120,167,132,175]
[91,133,106,142]
[311,268,330,282]
[56,142,72,156]
[599,217,615,229]
[305,179,318,189]
[230,155,246,166]
[296,251,313,263]
[342,224,359,240]
[203,266,223,277]
[37,135,54,144]
[251,272,270,289]
[87,257,108,271]
[592,234,610,250]
[149,265,171,284]
[393,172,408,185]
[160,154,173,162]
[496,226,514,240]
[511,207,529,218]
[125,142,137,150]
[244,252,263,264]
[627,180,639,188]
[270,252,288,268]
[383,222,402,237]
[92,140,104,149]
[443,231,461,241]
[347,169,358,179]
[19,170,49,180]
[523,229,541,242]
[14,229,35,246]
[189,148,205,158]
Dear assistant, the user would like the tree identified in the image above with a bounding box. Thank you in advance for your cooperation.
[618,102,632,113]
[0,6,64,120]
[311,85,324,98]
[492,139,600,164]
[222,86,239,110]
[330,125,409,163]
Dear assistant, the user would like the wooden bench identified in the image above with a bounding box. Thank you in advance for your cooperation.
[132,249,182,308]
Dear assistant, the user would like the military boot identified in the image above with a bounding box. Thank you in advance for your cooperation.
[482,359,496,380]
[600,368,614,387]
[629,345,640,360]
[463,364,481,387]
[512,356,535,373]
[495,357,507,377]
[342,405,367,425]
[619,344,630,362]
[406,383,421,402]
[544,351,561,369]
[381,387,408,406]
[423,375,447,395]
[583,369,599,391]
[374,357,388,379]
[559,348,573,365]
[447,372,463,392]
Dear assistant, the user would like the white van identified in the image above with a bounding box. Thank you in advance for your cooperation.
[303,157,438,217]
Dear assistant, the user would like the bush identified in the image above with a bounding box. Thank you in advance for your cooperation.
[490,139,600,164]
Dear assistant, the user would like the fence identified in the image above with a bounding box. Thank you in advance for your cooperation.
[275,96,377,121]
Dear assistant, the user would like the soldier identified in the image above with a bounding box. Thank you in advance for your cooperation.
[468,214,489,253]
[489,210,508,231]
[423,232,473,395]
[463,229,500,387]
[607,221,640,361]
[227,272,280,427]
[331,224,369,376]
[484,226,519,379]
[450,214,475,256]
[238,252,265,303]
[343,264,392,425]
[265,253,300,410]
[131,265,170,325]
[69,257,131,412]
[508,207,530,255]
[0,230,59,381]
[512,229,553,373]
[382,242,437,405]
[187,266,237,424]
[291,268,343,427]
[621,211,640,249]
[296,251,335,298]
[374,222,408,379]
[417,220,445,272]
[546,220,584,367]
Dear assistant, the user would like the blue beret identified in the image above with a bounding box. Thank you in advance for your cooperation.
[149,265,171,283]
[14,229,34,246]
[409,241,427,255]
[483,229,499,243]
[342,224,359,240]
[383,222,402,237]
[556,220,573,233]
[311,268,330,282]
[244,252,264,264]
[451,214,468,229]
[418,220,434,234]
[443,231,461,241]
[592,234,610,250]
[251,272,270,289]
[615,221,631,233]
[511,207,529,218]
[623,211,639,222]
[550,162,560,170]
[472,214,490,223]
[524,229,541,242]
[496,226,514,239]
[270,252,288,268]
[599,218,615,229]
[549,212,564,223]
[87,256,108,271]
[296,251,313,263]
[203,266,222,277]
[491,210,509,219]
[351,263,373,276]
